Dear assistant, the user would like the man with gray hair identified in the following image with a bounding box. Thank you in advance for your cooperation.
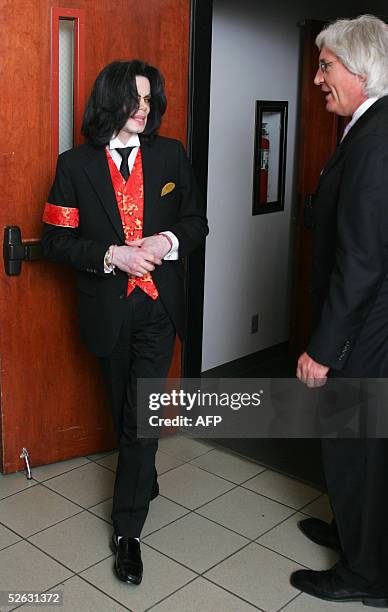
[294,15,388,607]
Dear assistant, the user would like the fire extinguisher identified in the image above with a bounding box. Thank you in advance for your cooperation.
[260,123,269,203]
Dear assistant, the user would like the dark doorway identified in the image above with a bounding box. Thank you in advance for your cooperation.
[185,7,327,489]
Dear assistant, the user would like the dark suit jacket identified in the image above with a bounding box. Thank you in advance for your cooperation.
[307,95,388,376]
[42,136,208,357]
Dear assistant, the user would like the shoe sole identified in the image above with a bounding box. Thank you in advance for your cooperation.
[110,538,143,585]
[304,593,388,608]
[362,598,388,608]
[290,576,388,608]
[297,520,340,552]
[114,567,142,585]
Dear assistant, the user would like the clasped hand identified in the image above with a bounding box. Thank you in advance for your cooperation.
[111,235,171,277]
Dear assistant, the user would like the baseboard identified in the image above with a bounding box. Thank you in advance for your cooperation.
[202,342,290,378]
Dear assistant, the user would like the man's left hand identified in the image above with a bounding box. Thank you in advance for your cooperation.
[129,235,171,259]
[297,352,329,388]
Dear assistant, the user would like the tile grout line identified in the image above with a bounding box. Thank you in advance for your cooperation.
[71,573,134,611]
[199,538,260,577]
[0,468,326,549]
[24,508,86,540]
[157,445,215,464]
[143,575,199,612]
[252,540,313,571]
[96,456,189,479]
[140,539,203,576]
[11,574,76,611]
[143,494,306,571]
[203,575,266,611]
[276,590,305,611]
[190,505,297,544]
[253,508,307,540]
[8,574,74,610]
[0,518,26,539]
[35,458,114,485]
[1,443,327,612]
[141,506,193,539]
[192,482,297,512]
[13,572,134,612]
[18,532,283,612]
[84,497,195,541]
[0,481,322,562]
[39,478,114,512]
[143,535,252,582]
[297,493,328,514]
[145,573,265,612]
[239,486,323,512]
[186,459,268,485]
[0,456,98,504]
[165,454,323,512]
[16,534,109,577]
[0,480,39,503]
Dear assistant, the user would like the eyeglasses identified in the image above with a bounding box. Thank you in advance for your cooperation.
[318,60,336,73]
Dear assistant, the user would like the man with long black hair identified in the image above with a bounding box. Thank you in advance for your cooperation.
[42,60,208,585]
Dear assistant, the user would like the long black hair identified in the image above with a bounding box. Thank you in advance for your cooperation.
[82,60,167,146]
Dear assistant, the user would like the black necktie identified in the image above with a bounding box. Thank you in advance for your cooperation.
[115,147,134,181]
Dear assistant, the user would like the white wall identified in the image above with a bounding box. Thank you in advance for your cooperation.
[202,0,386,372]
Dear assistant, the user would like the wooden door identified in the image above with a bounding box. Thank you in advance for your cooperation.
[289,20,343,358]
[0,0,190,474]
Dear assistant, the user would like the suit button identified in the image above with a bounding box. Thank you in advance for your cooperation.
[119,294,125,299]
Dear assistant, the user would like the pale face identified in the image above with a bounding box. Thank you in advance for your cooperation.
[117,75,151,144]
[314,47,367,117]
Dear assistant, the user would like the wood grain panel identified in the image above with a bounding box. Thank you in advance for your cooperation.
[289,20,340,358]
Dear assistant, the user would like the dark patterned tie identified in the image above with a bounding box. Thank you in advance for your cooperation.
[115,147,134,181]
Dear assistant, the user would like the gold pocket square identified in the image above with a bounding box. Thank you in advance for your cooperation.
[161,182,175,197]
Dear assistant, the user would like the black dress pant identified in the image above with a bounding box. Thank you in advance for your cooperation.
[322,438,388,595]
[100,288,175,537]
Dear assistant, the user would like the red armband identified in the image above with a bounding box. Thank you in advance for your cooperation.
[43,203,79,228]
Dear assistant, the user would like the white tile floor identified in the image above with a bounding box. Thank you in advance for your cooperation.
[0,435,367,611]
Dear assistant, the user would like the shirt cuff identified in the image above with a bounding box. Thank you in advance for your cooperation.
[161,231,179,260]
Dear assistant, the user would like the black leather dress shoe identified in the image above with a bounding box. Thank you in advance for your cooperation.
[111,534,143,584]
[298,517,340,551]
[290,567,388,607]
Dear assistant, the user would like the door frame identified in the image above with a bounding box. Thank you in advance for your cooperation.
[184,0,213,377]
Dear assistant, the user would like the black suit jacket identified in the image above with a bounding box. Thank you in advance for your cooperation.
[42,136,208,357]
[307,95,388,375]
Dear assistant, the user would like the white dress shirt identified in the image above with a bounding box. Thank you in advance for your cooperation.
[342,97,378,140]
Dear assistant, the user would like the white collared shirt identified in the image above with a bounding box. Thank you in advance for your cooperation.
[105,135,179,262]
[107,133,140,174]
[342,97,378,139]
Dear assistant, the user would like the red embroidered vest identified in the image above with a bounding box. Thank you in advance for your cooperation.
[106,149,158,300]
